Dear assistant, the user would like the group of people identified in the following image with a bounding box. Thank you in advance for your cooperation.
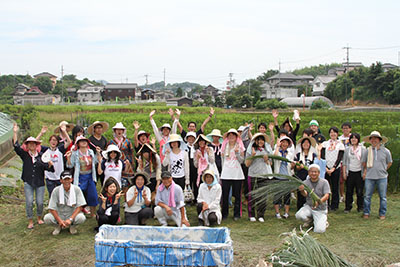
[13,108,392,235]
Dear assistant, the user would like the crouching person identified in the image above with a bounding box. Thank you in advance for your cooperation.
[44,171,86,235]
[154,171,190,227]
[295,164,331,233]
[197,170,222,226]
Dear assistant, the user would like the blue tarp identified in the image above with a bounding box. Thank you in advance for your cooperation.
[95,225,233,267]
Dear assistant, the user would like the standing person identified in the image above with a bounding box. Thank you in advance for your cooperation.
[197,170,222,226]
[220,129,245,221]
[67,125,85,151]
[176,107,214,140]
[273,136,295,219]
[339,122,352,203]
[97,145,129,188]
[149,109,178,163]
[272,109,300,145]
[193,134,217,199]
[208,129,223,175]
[136,143,162,193]
[185,131,198,202]
[133,121,151,152]
[53,121,75,145]
[154,171,190,227]
[309,120,326,144]
[321,127,345,211]
[44,170,86,235]
[362,131,392,220]
[295,164,331,233]
[294,136,317,211]
[88,121,109,185]
[108,123,134,192]
[66,136,99,217]
[245,133,272,222]
[95,177,123,231]
[124,172,153,225]
[342,133,367,213]
[13,123,55,229]
[162,134,190,190]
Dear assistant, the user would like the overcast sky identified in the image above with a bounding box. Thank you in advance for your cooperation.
[1,0,399,88]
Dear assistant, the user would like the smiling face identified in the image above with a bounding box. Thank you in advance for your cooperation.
[370,136,381,147]
[280,139,290,150]
[161,177,173,188]
[199,139,206,148]
[94,124,103,135]
[135,176,145,188]
[212,136,220,143]
[170,141,179,149]
[258,125,266,133]
[310,125,318,134]
[301,139,311,151]
[342,125,351,136]
[26,141,37,152]
[283,123,291,132]
[228,133,237,142]
[187,136,195,145]
[78,140,88,148]
[109,151,117,159]
[188,123,196,132]
[256,137,265,148]
[61,177,73,191]
[162,127,170,136]
[106,183,117,196]
[49,136,59,148]
[204,174,214,184]
[308,167,320,181]
[350,135,359,146]
[329,129,338,140]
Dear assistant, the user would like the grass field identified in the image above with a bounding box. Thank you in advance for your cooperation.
[1,178,400,267]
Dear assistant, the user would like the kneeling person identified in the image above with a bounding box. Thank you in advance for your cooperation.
[44,171,86,235]
[155,171,190,227]
[197,169,222,226]
[295,164,331,233]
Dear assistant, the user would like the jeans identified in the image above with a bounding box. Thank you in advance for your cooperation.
[46,179,61,197]
[364,178,387,216]
[24,183,45,219]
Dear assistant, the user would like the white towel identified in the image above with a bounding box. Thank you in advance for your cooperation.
[367,146,375,168]
[59,185,76,207]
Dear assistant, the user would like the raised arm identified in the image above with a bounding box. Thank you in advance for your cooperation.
[149,110,163,142]
[36,126,48,140]
[133,121,140,148]
[200,107,214,133]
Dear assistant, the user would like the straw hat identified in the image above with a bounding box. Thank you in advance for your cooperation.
[87,121,109,135]
[363,131,388,144]
[194,134,211,148]
[251,132,270,144]
[201,169,216,183]
[184,131,197,142]
[279,136,293,148]
[297,136,317,148]
[137,143,157,154]
[23,136,42,145]
[209,129,222,138]
[160,123,171,130]
[54,121,75,133]
[112,122,126,130]
[223,128,239,139]
[101,144,121,159]
[131,171,150,185]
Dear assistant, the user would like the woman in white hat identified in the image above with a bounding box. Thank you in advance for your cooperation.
[66,135,99,217]
[13,123,55,229]
[197,169,222,226]
[193,134,217,199]
[133,121,151,152]
[108,122,134,191]
[294,136,317,211]
[220,129,245,221]
[149,109,178,163]
[208,129,223,174]
[273,136,295,219]
[245,133,272,222]
[136,143,162,193]
[96,145,129,188]
[162,134,190,190]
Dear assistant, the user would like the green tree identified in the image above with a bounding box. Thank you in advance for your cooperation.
[225,95,237,107]
[33,77,53,93]
[214,96,224,107]
[257,70,279,81]
[0,85,15,104]
[176,87,184,97]
[203,95,213,106]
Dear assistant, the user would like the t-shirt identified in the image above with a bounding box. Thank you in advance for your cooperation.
[181,129,203,140]
[362,146,392,180]
[48,185,86,219]
[170,150,185,178]
[339,134,351,148]
[322,140,345,169]
[155,183,185,218]
[101,159,125,187]
[247,147,273,177]
[45,145,66,181]
[89,135,108,151]
[304,177,331,211]
[79,152,93,174]
[124,186,151,213]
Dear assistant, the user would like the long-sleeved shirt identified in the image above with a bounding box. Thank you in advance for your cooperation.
[14,142,54,187]
[97,194,120,218]
[150,118,178,163]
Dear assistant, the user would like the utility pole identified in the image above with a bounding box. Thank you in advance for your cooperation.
[342,45,351,103]
[61,65,64,103]
[163,68,166,89]
[144,74,149,85]
[228,73,235,89]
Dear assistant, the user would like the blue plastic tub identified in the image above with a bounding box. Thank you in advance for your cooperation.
[95,225,233,267]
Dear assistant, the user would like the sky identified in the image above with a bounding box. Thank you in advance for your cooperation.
[1,0,399,89]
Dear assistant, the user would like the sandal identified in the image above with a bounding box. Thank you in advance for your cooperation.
[27,223,34,229]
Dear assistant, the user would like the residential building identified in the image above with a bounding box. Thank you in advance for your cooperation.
[141,89,155,100]
[166,97,193,107]
[382,63,398,72]
[13,86,60,105]
[14,83,30,95]
[77,84,103,104]
[260,73,313,100]
[33,72,57,88]
[200,85,221,102]
[103,83,139,101]
[154,90,174,101]
[312,75,336,96]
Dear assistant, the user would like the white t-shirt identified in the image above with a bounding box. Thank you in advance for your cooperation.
[170,150,185,178]
[45,148,64,181]
[322,140,345,169]
[124,186,151,213]
[102,160,124,187]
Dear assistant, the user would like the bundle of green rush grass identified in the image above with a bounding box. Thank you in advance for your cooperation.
[249,173,321,207]
[268,229,356,267]
[247,154,309,171]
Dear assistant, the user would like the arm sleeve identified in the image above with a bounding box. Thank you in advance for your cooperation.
[321,148,326,160]
[58,143,66,154]
[172,119,178,134]
[209,185,222,210]
[156,155,162,181]
[235,151,244,164]
[150,119,163,143]
[193,150,199,168]
[208,147,215,164]
[13,142,24,157]
[333,150,344,169]
[184,152,190,185]
[162,153,170,167]
[293,123,300,138]
[342,149,349,168]
[274,125,280,134]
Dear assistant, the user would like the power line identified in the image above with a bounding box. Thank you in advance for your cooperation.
[352,45,400,50]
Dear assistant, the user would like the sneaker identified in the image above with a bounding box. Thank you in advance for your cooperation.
[249,217,256,222]
[69,225,78,235]
[233,217,240,221]
[282,213,289,219]
[302,219,313,228]
[275,213,282,219]
[339,196,344,203]
[258,217,265,223]
[52,225,61,235]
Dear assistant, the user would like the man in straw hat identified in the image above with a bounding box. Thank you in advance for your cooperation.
[88,121,109,185]
[44,170,87,235]
[361,131,392,220]
[154,171,190,227]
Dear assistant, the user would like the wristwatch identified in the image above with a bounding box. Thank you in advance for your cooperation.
[69,217,74,223]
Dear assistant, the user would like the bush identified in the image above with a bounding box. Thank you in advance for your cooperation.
[311,99,331,110]
[255,99,288,110]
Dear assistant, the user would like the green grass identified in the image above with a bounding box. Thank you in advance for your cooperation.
[0,189,399,267]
